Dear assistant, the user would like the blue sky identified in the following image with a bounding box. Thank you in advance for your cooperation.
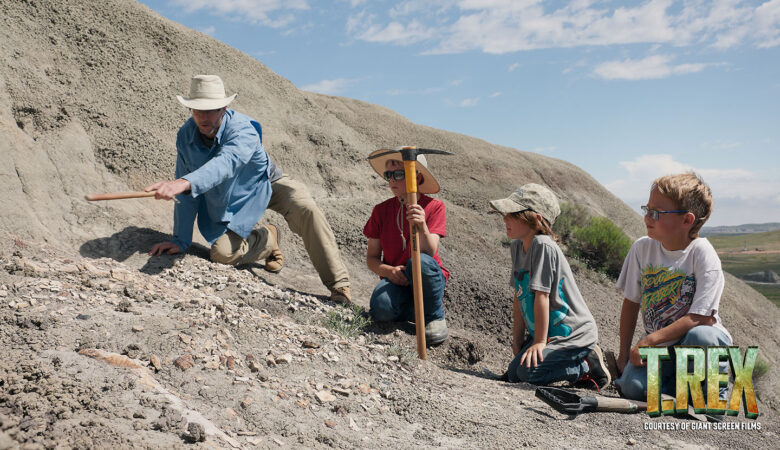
[138,0,780,227]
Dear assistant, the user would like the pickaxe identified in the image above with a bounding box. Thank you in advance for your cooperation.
[369,146,453,359]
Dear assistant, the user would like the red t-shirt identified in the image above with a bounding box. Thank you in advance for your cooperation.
[363,194,449,281]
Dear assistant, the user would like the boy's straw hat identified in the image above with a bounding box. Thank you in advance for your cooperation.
[367,149,440,194]
[490,183,561,225]
[176,75,237,110]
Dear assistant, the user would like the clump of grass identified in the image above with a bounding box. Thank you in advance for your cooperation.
[754,357,770,380]
[323,304,371,338]
[385,342,416,365]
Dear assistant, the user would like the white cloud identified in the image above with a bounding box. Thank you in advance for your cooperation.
[489,91,502,98]
[459,97,480,107]
[508,62,521,72]
[593,55,710,80]
[386,86,444,96]
[198,25,216,36]
[606,154,780,226]
[346,11,436,45]
[171,0,309,28]
[345,1,780,54]
[300,78,356,95]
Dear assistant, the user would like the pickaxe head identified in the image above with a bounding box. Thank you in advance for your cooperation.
[367,146,453,194]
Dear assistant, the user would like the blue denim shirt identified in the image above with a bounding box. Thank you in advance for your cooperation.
[171,109,271,251]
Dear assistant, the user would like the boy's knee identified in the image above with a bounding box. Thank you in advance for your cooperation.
[369,291,397,322]
[615,363,648,400]
[615,374,646,401]
[680,326,727,347]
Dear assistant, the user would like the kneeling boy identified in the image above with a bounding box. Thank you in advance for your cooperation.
[615,173,732,400]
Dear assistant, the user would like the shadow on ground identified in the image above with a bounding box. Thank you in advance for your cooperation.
[79,226,188,274]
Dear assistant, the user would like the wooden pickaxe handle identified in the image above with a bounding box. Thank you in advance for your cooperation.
[84,191,157,201]
[403,159,428,360]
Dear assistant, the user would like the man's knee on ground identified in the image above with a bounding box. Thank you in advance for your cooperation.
[210,234,241,265]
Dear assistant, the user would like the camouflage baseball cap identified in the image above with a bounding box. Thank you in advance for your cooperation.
[489,183,561,225]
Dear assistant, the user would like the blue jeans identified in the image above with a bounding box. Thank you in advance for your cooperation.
[615,325,731,401]
[507,337,590,385]
[369,254,446,324]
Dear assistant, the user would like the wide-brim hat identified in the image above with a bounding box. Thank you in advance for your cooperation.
[176,75,237,110]
[368,148,440,194]
[490,183,561,225]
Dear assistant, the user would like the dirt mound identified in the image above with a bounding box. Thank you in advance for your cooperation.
[0,0,777,446]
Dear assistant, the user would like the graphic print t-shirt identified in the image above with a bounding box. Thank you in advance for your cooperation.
[617,236,732,346]
[509,235,598,351]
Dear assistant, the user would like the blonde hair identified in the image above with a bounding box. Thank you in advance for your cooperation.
[651,172,713,238]
[510,210,559,241]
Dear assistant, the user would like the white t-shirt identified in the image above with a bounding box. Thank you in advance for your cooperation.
[617,236,732,346]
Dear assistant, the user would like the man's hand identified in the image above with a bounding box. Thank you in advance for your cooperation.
[149,242,181,256]
[520,342,546,368]
[145,179,191,201]
[406,204,426,227]
[385,265,409,286]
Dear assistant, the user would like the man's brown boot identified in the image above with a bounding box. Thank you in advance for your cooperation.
[330,286,351,304]
[264,225,284,273]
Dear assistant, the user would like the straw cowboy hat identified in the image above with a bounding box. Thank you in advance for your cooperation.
[176,75,237,110]
[368,149,441,194]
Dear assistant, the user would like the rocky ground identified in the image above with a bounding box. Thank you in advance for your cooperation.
[1,234,776,449]
[1,0,778,448]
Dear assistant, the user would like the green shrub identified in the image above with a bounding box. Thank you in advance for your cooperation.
[571,217,632,278]
[553,202,592,244]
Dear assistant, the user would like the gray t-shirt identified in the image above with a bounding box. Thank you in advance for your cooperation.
[510,235,599,351]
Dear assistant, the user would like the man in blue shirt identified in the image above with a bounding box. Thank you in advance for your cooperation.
[147,75,283,272]
[147,75,352,303]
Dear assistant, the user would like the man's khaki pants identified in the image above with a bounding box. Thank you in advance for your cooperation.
[267,175,350,290]
[210,227,274,266]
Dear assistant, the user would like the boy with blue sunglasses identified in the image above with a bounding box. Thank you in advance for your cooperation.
[615,173,732,401]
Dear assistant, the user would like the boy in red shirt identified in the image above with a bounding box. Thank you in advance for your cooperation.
[363,150,449,345]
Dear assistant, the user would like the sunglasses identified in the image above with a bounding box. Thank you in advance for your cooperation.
[641,205,688,221]
[383,170,406,181]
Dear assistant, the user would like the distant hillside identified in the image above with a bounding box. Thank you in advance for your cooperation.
[708,229,780,252]
[701,222,780,236]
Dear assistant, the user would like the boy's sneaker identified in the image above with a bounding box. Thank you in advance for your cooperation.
[575,345,611,391]
[424,319,448,346]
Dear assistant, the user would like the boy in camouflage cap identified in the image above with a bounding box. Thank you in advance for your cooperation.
[491,183,610,389]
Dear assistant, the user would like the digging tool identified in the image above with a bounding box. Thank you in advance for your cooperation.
[84,191,180,203]
[369,146,453,359]
[535,387,713,421]
[535,387,645,415]
[84,191,157,201]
